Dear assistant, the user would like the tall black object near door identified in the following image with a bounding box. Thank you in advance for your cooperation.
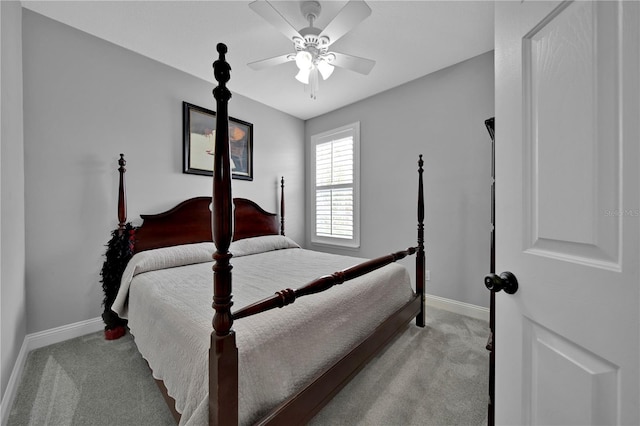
[485,117,495,426]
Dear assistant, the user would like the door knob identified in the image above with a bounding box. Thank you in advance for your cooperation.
[485,271,518,294]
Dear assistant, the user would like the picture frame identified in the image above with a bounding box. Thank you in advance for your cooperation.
[182,101,253,181]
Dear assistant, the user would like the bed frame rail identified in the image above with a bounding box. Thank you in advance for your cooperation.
[233,247,418,321]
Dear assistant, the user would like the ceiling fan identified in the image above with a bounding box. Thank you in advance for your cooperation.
[248,0,376,99]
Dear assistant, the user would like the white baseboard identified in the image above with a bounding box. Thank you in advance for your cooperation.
[426,294,489,322]
[1,317,103,426]
[0,339,28,426]
[24,317,104,351]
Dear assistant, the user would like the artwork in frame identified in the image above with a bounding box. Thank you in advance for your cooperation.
[183,101,253,181]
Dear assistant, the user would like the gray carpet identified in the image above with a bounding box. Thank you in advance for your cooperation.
[7,306,489,425]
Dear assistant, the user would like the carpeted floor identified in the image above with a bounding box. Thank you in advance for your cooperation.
[7,306,489,425]
[7,330,175,426]
[309,307,489,425]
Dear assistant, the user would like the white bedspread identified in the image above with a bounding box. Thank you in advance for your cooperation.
[111,236,414,425]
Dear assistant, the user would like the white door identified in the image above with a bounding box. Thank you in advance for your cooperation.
[494,1,639,425]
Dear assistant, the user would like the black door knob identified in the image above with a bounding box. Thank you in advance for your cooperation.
[484,271,518,294]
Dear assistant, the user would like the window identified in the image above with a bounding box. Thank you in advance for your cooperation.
[310,122,360,248]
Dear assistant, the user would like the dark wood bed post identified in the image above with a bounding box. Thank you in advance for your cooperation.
[280,177,285,236]
[117,153,127,235]
[209,43,239,426]
[416,154,426,327]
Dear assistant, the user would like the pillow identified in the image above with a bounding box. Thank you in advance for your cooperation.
[112,242,216,318]
[230,235,300,258]
[125,242,216,278]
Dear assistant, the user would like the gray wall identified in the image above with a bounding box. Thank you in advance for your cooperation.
[1,1,27,401]
[305,51,494,308]
[21,10,305,335]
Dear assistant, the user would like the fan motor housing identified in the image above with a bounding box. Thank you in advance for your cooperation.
[294,27,329,55]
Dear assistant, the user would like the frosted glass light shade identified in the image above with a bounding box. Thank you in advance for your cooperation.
[295,51,313,70]
[317,60,334,80]
[295,67,311,84]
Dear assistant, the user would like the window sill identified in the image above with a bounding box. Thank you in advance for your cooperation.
[310,240,361,252]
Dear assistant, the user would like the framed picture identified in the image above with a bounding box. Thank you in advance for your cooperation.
[182,101,253,181]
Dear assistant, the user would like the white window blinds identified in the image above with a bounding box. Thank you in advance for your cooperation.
[310,122,360,247]
[315,138,354,239]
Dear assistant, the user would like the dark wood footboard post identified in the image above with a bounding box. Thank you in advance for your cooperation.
[117,153,127,235]
[209,43,239,426]
[416,155,426,327]
[280,176,285,236]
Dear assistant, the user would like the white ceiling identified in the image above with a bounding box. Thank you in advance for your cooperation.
[21,0,495,120]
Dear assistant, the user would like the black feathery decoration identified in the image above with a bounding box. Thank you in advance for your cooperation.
[100,223,135,335]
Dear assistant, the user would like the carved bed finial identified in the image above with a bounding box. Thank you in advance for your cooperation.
[212,43,232,104]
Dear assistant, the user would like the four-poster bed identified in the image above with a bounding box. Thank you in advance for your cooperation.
[110,43,426,425]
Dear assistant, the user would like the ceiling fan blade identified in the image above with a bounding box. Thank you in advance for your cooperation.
[329,52,375,75]
[318,0,372,46]
[247,53,294,71]
[249,0,302,42]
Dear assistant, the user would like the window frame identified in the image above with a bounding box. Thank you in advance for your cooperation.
[309,122,361,249]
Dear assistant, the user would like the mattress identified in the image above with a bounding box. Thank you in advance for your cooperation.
[111,235,414,425]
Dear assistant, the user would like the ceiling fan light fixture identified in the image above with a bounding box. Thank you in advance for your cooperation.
[295,50,313,71]
[295,67,311,84]
[317,59,334,80]
[248,0,375,99]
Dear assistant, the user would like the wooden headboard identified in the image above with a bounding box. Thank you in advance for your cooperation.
[115,155,285,254]
[132,197,282,253]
